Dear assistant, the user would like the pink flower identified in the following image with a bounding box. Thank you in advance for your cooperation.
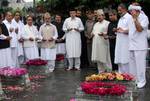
[0,67,28,77]
[25,58,48,66]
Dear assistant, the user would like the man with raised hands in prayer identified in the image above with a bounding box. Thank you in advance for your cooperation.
[128,4,149,88]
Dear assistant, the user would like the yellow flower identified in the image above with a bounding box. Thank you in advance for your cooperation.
[116,73,124,80]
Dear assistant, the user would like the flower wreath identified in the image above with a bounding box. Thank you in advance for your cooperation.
[86,72,134,81]
[25,58,48,66]
[81,82,126,96]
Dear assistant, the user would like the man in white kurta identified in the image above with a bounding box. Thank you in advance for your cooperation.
[39,12,58,72]
[12,11,24,65]
[63,9,84,70]
[3,12,19,67]
[115,4,132,73]
[128,5,149,88]
[22,16,39,60]
[91,9,111,73]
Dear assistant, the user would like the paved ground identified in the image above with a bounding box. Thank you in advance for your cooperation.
[3,67,150,101]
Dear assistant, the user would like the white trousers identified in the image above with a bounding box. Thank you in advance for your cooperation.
[48,60,55,71]
[68,57,80,69]
[0,48,12,67]
[129,50,147,84]
[118,63,129,73]
[11,47,19,67]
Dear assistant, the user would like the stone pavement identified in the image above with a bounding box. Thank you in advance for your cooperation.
[3,67,150,101]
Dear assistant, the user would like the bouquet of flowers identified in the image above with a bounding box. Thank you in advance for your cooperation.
[25,58,48,66]
[81,82,126,96]
[0,67,28,77]
[85,72,134,81]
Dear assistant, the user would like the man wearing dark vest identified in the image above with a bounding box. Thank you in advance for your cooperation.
[0,13,12,67]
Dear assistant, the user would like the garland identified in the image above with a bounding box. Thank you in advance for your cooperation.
[86,72,134,81]
[81,82,126,96]
[25,58,48,66]
[56,54,64,61]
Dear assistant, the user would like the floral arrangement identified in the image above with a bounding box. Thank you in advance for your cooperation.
[86,72,134,81]
[25,58,48,66]
[56,54,64,61]
[0,67,28,77]
[81,82,126,96]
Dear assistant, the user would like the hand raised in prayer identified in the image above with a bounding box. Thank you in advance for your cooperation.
[42,38,47,41]
[48,37,54,41]
[113,28,117,32]
[98,32,103,36]
[117,27,128,35]
[56,38,63,43]
[15,28,18,34]
[117,27,124,33]
[9,28,14,33]
[74,28,80,32]
[29,37,34,41]
[67,28,73,32]
[131,10,138,19]
[35,38,40,41]
[103,34,109,40]
[18,38,24,43]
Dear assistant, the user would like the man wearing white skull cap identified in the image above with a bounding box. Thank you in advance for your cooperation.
[97,9,104,15]
[91,9,111,73]
[128,4,149,88]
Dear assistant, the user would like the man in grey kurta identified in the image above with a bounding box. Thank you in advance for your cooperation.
[84,10,95,67]
[63,9,84,70]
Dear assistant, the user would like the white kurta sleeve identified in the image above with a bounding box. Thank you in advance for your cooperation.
[78,19,84,32]
[103,21,110,35]
[62,19,68,33]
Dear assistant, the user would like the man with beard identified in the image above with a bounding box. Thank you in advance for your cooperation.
[91,9,111,73]
[39,12,58,72]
